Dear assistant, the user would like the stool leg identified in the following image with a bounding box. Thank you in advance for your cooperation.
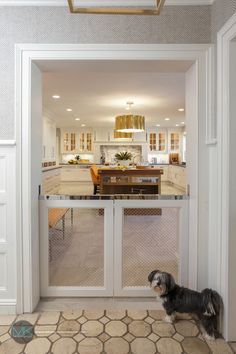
[71,208,73,226]
[62,215,65,239]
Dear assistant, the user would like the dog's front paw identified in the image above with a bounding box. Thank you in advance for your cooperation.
[164,314,175,324]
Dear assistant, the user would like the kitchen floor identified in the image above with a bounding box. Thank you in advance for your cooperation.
[0,310,234,354]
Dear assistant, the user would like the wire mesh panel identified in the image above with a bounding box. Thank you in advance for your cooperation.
[122,207,179,288]
[48,208,104,287]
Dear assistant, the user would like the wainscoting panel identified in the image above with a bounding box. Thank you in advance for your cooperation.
[0,144,16,314]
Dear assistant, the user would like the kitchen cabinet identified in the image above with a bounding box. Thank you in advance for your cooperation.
[148,129,167,152]
[168,165,186,190]
[42,116,56,161]
[94,128,109,142]
[42,167,61,194]
[61,129,78,153]
[169,132,180,152]
[157,165,169,182]
[79,129,93,152]
[133,132,147,142]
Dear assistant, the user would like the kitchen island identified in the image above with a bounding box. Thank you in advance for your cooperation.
[98,168,163,195]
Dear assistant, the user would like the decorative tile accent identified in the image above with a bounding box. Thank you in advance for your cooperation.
[148,333,159,342]
[98,332,110,342]
[99,316,110,324]
[77,316,88,324]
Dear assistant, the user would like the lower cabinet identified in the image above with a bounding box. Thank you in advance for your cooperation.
[60,167,92,182]
[168,165,186,190]
[42,168,61,195]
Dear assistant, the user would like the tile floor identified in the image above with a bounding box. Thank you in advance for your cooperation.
[0,310,234,354]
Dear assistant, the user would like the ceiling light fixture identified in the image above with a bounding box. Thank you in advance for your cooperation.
[67,108,72,112]
[115,115,145,133]
[178,108,185,112]
[52,95,60,99]
[156,124,161,127]
[68,0,165,15]
[176,124,179,127]
[165,118,170,121]
[125,101,134,111]
[114,131,133,139]
[81,124,86,127]
[75,118,80,121]
[181,122,185,125]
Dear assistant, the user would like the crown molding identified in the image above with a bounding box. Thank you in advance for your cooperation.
[0,0,215,6]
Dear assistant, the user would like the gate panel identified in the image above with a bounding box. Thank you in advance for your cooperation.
[114,199,189,297]
[40,199,113,297]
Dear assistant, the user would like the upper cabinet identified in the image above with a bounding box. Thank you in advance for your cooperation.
[169,132,180,152]
[148,129,167,152]
[79,129,93,152]
[61,129,78,153]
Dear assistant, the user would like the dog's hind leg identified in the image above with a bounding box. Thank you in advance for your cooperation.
[200,315,218,340]
[164,312,176,323]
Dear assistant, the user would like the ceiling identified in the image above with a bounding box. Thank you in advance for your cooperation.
[39,60,193,129]
[0,0,215,5]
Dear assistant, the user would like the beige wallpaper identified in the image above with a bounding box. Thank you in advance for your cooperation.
[0,5,211,139]
[211,0,236,40]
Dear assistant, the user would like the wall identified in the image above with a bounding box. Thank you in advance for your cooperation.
[211,0,236,40]
[0,5,211,139]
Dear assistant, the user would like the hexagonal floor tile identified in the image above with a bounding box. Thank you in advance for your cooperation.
[105,321,127,337]
[175,320,199,337]
[81,320,103,337]
[148,310,165,320]
[104,338,129,354]
[157,338,182,354]
[83,310,104,320]
[152,322,175,337]
[127,310,147,320]
[106,310,126,320]
[182,338,210,354]
[0,338,25,354]
[128,320,151,337]
[52,338,77,354]
[62,310,83,320]
[131,338,156,354]
[25,337,51,354]
[57,320,80,337]
[78,338,103,354]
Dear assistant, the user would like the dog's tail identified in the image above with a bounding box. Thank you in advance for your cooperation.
[201,288,222,316]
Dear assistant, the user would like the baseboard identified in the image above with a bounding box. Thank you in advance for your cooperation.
[0,299,17,314]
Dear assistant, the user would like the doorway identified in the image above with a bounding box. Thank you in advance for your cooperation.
[16,44,212,314]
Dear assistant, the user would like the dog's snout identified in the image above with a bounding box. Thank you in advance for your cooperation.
[156,281,161,286]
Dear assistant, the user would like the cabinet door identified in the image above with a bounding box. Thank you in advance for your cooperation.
[170,133,180,151]
[149,132,157,151]
[94,128,109,142]
[158,132,166,152]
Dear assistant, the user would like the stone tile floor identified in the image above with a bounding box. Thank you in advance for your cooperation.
[0,310,235,354]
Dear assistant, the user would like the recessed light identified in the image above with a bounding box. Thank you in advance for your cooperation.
[81,124,86,127]
[178,108,185,112]
[52,95,60,99]
[156,124,160,127]
[75,118,80,121]
[67,108,72,112]
[181,121,185,125]
[165,118,170,121]
[176,124,179,127]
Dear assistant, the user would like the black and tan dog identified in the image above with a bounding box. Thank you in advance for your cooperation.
[148,270,222,340]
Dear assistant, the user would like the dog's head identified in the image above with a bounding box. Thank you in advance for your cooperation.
[148,270,176,296]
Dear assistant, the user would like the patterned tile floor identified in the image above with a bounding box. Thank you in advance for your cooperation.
[0,310,235,354]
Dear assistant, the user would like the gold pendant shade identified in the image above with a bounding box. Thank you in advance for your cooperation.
[113,131,133,139]
[115,115,145,133]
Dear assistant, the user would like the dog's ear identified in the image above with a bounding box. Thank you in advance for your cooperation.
[148,270,158,283]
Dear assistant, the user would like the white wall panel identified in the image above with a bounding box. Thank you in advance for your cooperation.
[0,145,16,314]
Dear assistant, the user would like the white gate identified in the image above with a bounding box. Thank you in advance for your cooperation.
[40,196,188,297]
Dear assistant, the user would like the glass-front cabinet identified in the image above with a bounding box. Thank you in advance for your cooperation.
[61,130,78,153]
[79,130,93,152]
[149,129,167,152]
[170,132,180,151]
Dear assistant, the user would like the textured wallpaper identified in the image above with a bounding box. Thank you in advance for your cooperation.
[0,5,211,139]
[211,0,236,41]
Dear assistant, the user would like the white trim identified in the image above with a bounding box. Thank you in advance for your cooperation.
[0,140,16,146]
[0,0,215,6]
[0,300,17,315]
[15,43,211,313]
[217,11,236,342]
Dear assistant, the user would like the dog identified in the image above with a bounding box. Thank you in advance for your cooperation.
[148,270,222,340]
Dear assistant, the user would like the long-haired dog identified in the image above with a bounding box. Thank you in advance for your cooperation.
[148,270,222,340]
